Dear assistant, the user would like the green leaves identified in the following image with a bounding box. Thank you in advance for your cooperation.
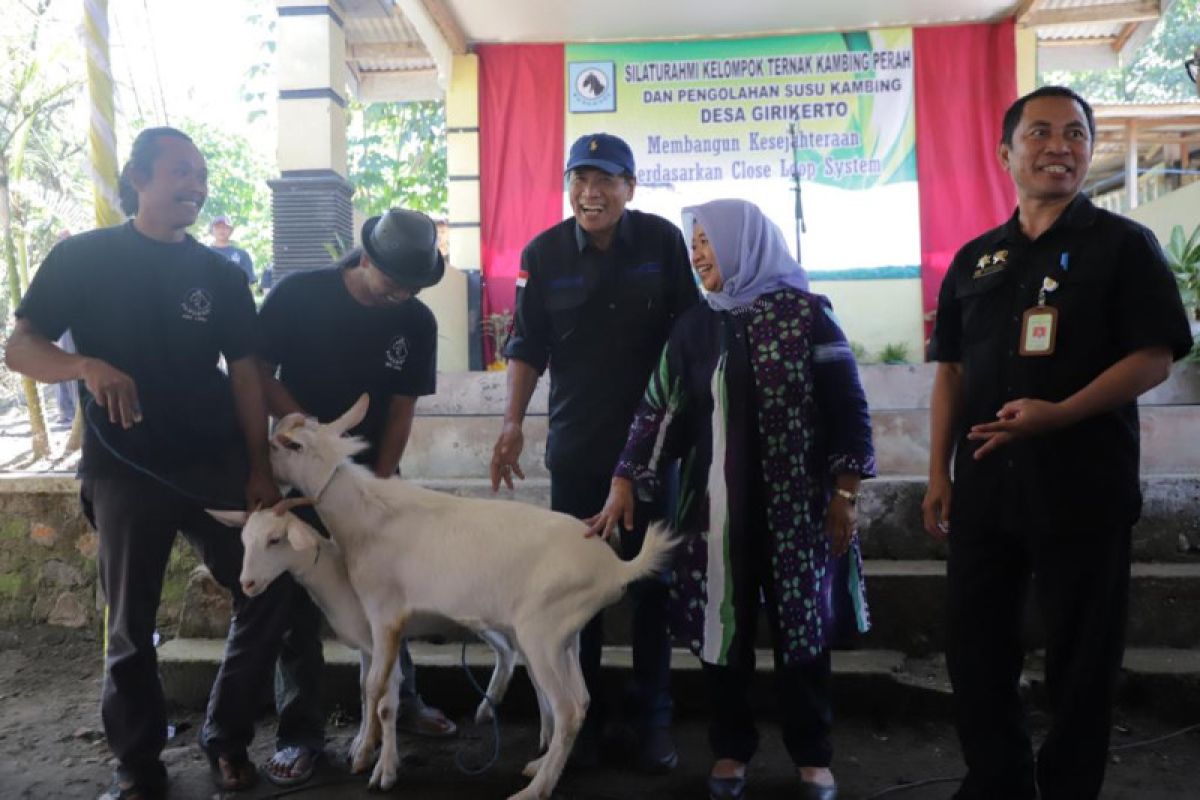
[347,101,447,218]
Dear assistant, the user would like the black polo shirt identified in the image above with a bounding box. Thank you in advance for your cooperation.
[505,210,699,476]
[257,267,437,467]
[16,222,257,479]
[928,194,1193,531]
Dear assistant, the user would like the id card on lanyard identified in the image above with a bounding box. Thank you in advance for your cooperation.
[1019,276,1059,356]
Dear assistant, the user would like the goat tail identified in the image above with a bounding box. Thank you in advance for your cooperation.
[619,522,680,588]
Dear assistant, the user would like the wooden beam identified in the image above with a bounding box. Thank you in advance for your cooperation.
[1097,132,1200,145]
[348,43,431,62]
[1040,36,1118,48]
[421,0,467,55]
[1013,0,1042,25]
[1025,0,1160,27]
[1126,119,1139,209]
[1111,22,1138,53]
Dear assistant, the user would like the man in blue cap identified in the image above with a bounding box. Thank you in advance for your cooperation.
[490,133,699,771]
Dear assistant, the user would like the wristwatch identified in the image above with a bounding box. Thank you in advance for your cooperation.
[834,487,859,505]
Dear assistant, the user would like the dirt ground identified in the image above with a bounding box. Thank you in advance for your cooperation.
[0,625,1197,800]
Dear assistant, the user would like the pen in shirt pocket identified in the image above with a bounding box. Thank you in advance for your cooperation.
[1060,252,1070,272]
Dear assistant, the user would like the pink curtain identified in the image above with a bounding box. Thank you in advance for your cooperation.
[914,22,1018,341]
[477,44,565,361]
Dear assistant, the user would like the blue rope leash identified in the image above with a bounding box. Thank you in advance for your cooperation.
[82,396,242,509]
[452,640,502,775]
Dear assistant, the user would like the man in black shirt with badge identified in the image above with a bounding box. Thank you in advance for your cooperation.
[923,87,1193,800]
[256,208,450,787]
[6,127,284,799]
[489,133,700,771]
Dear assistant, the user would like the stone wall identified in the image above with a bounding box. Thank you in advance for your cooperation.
[0,476,204,632]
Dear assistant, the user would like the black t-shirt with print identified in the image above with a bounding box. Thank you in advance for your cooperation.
[17,222,258,478]
[257,267,437,467]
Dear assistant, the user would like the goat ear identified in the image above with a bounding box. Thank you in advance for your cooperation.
[329,393,369,435]
[271,414,307,448]
[284,514,321,551]
[207,509,249,527]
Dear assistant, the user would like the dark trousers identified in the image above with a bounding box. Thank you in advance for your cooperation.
[946,517,1132,800]
[274,589,424,751]
[550,470,673,733]
[703,652,832,768]
[702,470,833,769]
[82,469,290,789]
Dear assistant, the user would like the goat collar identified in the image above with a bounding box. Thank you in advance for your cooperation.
[311,461,344,503]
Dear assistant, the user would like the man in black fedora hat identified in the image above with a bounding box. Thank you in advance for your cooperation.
[254,207,455,786]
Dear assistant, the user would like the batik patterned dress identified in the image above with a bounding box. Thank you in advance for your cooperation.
[615,288,875,666]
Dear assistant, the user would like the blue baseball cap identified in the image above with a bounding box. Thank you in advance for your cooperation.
[565,133,635,177]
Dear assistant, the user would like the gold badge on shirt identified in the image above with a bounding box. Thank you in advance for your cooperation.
[973,249,1008,279]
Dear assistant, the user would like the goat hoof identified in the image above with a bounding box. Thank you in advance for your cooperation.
[369,760,397,791]
[349,744,374,775]
[521,755,544,778]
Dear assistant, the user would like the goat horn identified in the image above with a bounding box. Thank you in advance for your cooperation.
[272,496,315,515]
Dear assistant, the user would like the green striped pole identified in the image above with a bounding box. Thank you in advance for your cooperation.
[83,0,122,227]
[84,0,120,667]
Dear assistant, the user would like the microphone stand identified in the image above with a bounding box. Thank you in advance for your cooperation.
[789,122,807,265]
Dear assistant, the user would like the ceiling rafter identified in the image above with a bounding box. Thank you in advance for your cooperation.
[1012,0,1042,26]
[1022,0,1160,28]
[421,0,467,55]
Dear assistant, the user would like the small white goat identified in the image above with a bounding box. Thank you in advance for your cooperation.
[270,395,677,800]
[209,500,520,789]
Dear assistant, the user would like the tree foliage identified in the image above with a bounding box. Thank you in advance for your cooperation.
[348,100,447,218]
[182,120,273,276]
[0,0,89,452]
[1041,0,1200,102]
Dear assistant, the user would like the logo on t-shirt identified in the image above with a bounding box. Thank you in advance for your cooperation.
[181,288,213,322]
[385,335,409,371]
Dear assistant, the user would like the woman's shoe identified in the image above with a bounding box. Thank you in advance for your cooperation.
[798,779,837,800]
[707,773,747,800]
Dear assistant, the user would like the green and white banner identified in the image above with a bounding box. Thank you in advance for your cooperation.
[566,30,920,279]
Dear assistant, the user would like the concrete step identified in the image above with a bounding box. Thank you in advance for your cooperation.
[158,638,940,717]
[570,560,1200,655]
[403,406,1200,479]
[418,364,1200,416]
[157,639,1200,724]
[412,477,1200,563]
[861,560,1200,654]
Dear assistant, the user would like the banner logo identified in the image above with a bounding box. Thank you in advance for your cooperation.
[569,61,616,113]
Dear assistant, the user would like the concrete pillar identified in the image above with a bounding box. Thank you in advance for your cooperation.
[1014,25,1038,95]
[270,2,353,279]
[445,54,484,370]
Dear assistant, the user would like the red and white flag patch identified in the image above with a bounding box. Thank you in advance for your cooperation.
[515,269,529,288]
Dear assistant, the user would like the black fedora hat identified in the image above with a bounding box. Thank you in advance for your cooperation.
[361,208,445,289]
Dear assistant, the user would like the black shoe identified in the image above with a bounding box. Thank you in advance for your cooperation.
[799,780,837,800]
[707,774,747,800]
[636,726,678,773]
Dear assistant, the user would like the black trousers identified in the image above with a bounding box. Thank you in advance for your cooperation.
[702,459,833,769]
[946,516,1132,800]
[82,467,291,789]
[550,470,673,733]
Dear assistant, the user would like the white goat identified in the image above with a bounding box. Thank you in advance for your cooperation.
[270,395,677,800]
[208,500,521,789]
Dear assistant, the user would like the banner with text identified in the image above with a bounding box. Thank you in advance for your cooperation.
[565,30,920,279]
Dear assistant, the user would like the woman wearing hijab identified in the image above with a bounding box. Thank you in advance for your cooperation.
[587,198,874,800]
